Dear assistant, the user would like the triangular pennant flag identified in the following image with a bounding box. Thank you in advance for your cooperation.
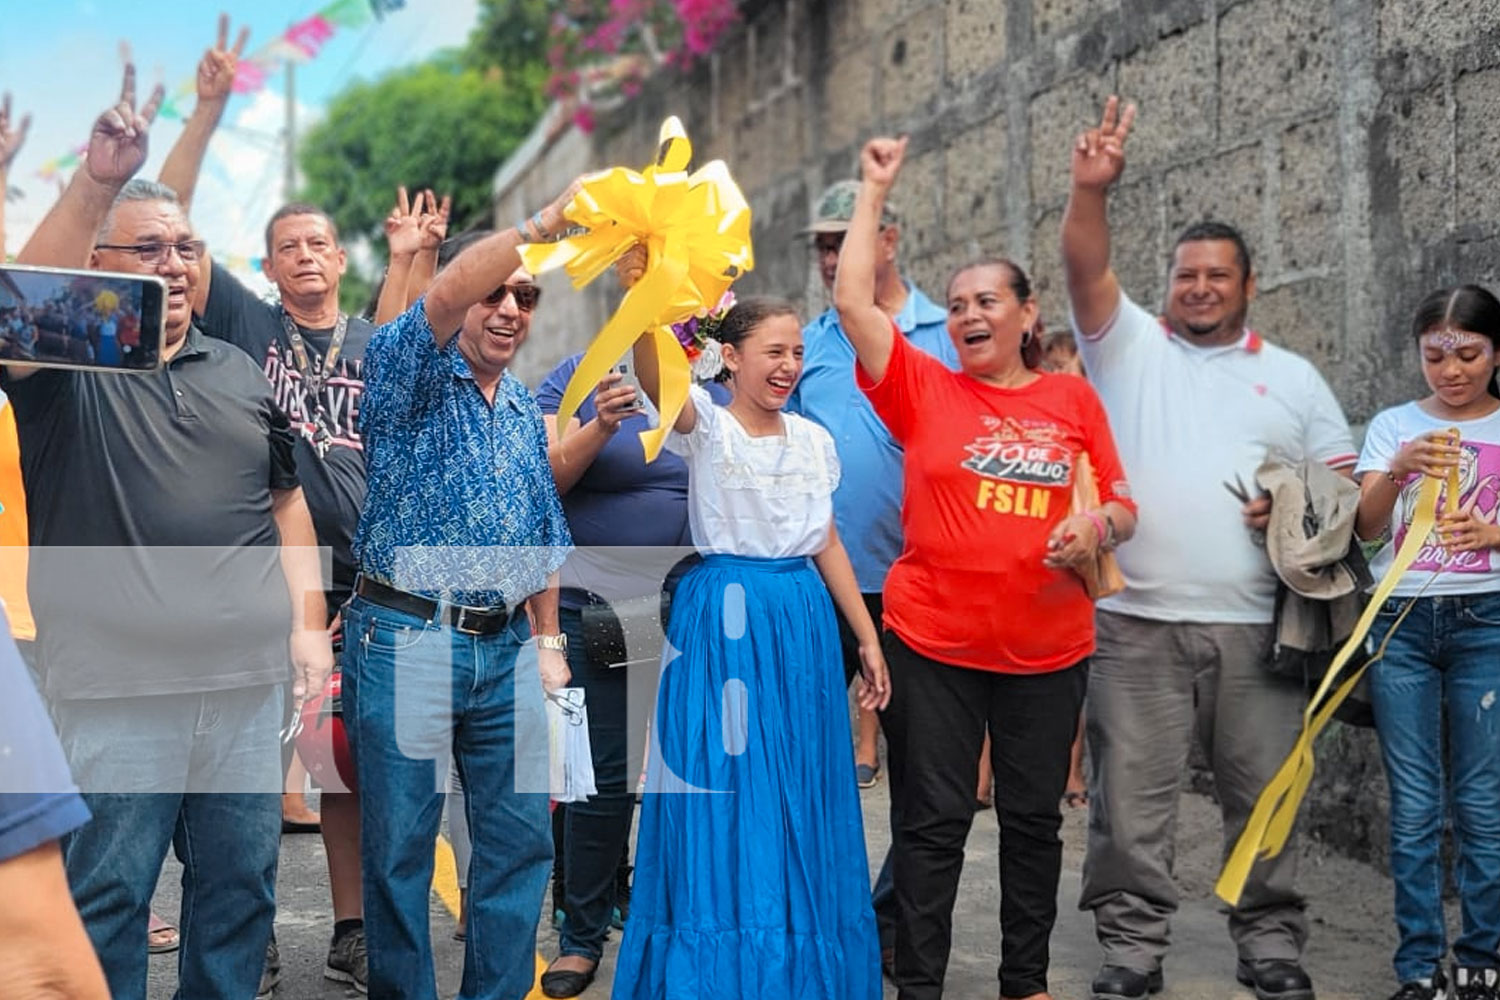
[319,0,374,28]
[287,15,335,55]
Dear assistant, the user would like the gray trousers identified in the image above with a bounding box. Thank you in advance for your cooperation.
[1079,610,1310,971]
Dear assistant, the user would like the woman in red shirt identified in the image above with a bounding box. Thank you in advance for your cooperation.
[834,136,1138,1000]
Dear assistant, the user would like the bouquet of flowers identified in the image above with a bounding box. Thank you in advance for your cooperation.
[670,290,736,381]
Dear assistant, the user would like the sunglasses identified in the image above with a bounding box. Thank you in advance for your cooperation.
[482,283,542,312]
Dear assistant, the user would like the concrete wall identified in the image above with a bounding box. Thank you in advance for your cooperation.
[495,0,1500,864]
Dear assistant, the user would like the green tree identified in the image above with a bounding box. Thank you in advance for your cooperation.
[298,51,543,245]
[463,0,554,73]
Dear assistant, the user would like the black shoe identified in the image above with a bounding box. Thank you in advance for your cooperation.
[540,962,598,999]
[1091,964,1164,1000]
[1235,959,1315,1000]
[1389,970,1449,1000]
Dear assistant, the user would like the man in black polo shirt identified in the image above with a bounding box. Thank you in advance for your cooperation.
[3,69,331,1000]
[157,22,375,990]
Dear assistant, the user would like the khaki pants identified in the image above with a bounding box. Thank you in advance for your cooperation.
[1079,610,1309,972]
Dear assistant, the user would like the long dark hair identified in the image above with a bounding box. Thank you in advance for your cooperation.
[946,257,1044,368]
[713,295,801,383]
[1412,284,1500,399]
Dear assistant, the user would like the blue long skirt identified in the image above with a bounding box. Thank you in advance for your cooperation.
[610,554,881,1000]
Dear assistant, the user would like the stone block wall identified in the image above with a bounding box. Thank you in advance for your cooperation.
[494,0,1500,863]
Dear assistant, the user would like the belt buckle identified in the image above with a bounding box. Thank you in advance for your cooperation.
[453,607,486,636]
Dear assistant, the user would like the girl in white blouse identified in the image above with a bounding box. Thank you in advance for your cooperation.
[611,295,890,1000]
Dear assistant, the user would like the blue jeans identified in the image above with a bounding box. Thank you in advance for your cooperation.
[342,595,552,1000]
[1371,591,1500,983]
[53,685,283,1000]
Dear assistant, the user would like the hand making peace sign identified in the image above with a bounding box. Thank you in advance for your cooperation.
[1071,95,1137,191]
[85,58,165,188]
[196,13,251,106]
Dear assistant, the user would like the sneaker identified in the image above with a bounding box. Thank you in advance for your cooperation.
[1456,967,1499,1000]
[255,936,281,999]
[856,762,880,788]
[1390,971,1449,1000]
[325,926,369,994]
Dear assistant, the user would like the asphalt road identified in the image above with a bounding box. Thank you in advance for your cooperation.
[144,775,1406,1000]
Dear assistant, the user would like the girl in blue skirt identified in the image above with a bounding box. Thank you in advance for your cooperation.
[611,294,891,1000]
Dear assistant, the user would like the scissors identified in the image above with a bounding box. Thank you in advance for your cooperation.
[546,689,586,727]
[280,696,307,745]
[1222,472,1269,545]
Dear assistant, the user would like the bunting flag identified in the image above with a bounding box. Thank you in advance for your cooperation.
[221,253,266,273]
[34,0,390,179]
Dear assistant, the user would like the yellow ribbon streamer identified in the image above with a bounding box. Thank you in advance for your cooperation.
[521,117,754,460]
[1216,441,1462,905]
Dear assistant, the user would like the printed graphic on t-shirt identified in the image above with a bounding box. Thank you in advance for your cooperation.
[1398,439,1500,573]
[961,416,1072,520]
[264,341,363,456]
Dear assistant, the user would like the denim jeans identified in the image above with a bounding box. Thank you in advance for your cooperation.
[53,685,283,1000]
[342,594,552,1000]
[1371,590,1500,983]
[556,605,639,962]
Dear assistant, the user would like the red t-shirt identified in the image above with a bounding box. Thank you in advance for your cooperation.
[858,330,1135,673]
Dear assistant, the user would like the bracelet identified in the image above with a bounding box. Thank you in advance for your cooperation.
[1384,468,1402,485]
[514,217,533,243]
[1082,510,1108,547]
[530,211,551,240]
[1102,511,1118,551]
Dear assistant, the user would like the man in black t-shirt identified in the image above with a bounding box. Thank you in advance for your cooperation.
[158,23,376,988]
[190,207,375,994]
[3,66,331,1000]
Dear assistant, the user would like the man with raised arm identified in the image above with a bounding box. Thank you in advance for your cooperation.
[2,65,333,1000]
[156,18,392,991]
[338,186,581,996]
[1062,97,1356,1000]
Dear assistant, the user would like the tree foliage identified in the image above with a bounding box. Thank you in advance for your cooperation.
[464,0,554,72]
[298,48,544,248]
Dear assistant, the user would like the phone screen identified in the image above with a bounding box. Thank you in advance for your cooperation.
[0,264,167,373]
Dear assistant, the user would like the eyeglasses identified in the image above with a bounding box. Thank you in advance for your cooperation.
[482,283,541,312]
[94,240,207,266]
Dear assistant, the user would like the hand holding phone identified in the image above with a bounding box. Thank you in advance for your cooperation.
[596,370,642,433]
[0,264,166,373]
[610,355,647,411]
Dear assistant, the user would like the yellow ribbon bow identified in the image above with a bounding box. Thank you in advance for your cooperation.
[520,116,754,460]
[1216,440,1462,905]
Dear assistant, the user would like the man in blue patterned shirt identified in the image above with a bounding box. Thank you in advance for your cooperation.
[344,191,578,999]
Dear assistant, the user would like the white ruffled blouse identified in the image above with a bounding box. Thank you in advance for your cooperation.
[665,384,841,558]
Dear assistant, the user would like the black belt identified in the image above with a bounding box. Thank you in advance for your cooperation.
[354,576,512,636]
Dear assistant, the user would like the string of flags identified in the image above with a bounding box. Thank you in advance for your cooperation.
[34,0,407,181]
[222,253,266,273]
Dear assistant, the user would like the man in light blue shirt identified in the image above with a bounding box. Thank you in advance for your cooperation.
[787,179,958,971]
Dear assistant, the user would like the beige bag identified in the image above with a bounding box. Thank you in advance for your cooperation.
[1070,452,1125,600]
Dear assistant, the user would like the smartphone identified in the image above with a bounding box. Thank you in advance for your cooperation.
[611,351,646,411]
[0,264,166,373]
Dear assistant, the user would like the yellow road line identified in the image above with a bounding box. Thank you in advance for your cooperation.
[434,833,549,998]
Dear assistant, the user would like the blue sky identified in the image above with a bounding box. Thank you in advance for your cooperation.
[3,0,482,285]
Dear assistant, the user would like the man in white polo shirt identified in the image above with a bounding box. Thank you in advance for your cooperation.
[1062,98,1356,1000]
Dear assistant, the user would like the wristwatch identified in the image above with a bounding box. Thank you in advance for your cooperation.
[536,633,568,653]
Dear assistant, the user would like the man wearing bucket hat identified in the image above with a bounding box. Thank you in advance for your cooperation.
[787,178,958,972]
